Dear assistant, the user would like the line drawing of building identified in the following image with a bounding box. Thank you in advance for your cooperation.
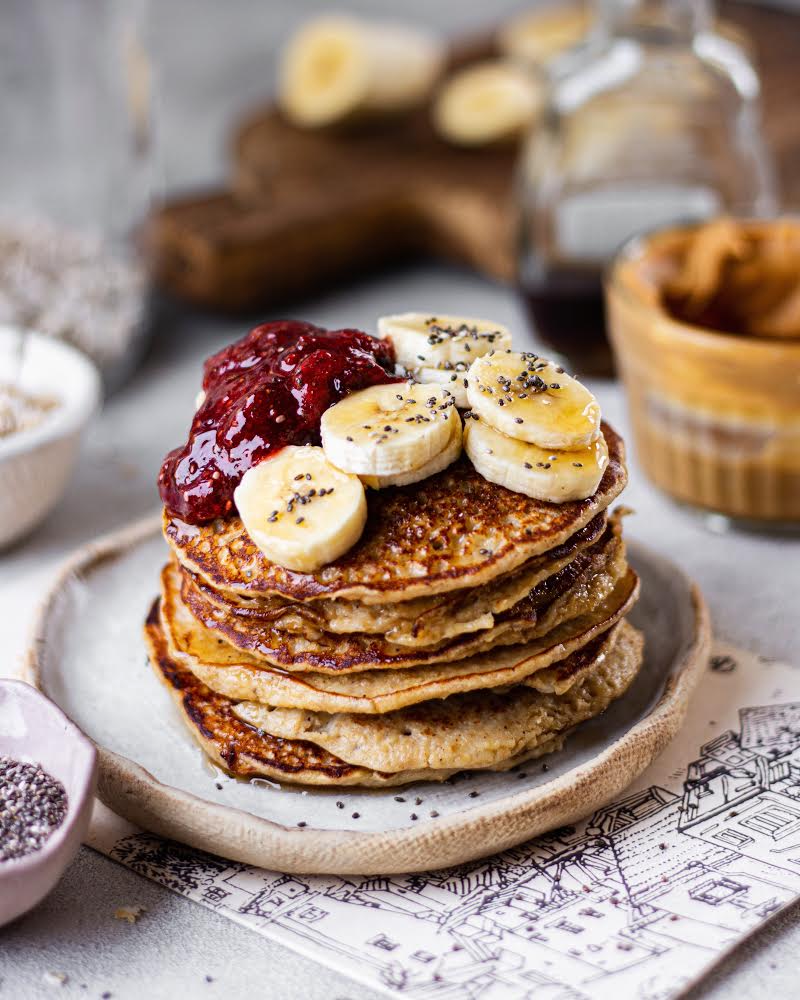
[110,700,800,1000]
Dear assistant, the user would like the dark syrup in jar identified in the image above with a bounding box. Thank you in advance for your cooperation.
[519,265,614,377]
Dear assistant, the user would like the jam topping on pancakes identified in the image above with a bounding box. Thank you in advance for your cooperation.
[158,320,399,523]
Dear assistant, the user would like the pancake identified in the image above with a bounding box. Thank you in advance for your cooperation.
[147,600,579,786]
[161,573,638,713]
[187,511,609,647]
[165,422,626,604]
[523,627,624,696]
[175,527,629,671]
[232,622,644,773]
[145,601,364,785]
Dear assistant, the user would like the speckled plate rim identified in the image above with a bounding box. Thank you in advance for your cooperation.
[26,513,711,876]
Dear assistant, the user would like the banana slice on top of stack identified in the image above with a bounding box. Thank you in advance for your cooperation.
[321,380,462,489]
[234,445,368,574]
[234,381,462,573]
[231,322,607,575]
[377,312,511,407]
[463,350,608,503]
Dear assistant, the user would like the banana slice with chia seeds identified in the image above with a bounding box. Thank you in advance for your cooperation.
[234,446,367,573]
[321,381,457,477]
[464,417,608,502]
[361,414,463,489]
[377,312,512,371]
[466,350,601,451]
[412,363,471,407]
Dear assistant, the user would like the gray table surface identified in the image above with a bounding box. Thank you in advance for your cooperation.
[2,263,800,1000]
[2,2,799,997]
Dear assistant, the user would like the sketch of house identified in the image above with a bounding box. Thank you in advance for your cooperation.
[108,697,800,1000]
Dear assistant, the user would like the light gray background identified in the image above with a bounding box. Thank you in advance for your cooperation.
[2,2,799,998]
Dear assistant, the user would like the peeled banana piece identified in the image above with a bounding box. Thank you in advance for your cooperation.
[378,312,512,370]
[361,414,463,489]
[320,381,458,477]
[234,446,367,573]
[466,351,601,451]
[433,61,542,147]
[413,363,471,408]
[464,417,608,503]
[278,16,445,128]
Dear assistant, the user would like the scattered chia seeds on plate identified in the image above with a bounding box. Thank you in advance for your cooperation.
[0,755,68,861]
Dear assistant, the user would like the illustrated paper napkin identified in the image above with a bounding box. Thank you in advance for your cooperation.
[89,641,800,1000]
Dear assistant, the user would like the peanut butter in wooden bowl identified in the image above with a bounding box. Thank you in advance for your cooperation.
[606,218,800,526]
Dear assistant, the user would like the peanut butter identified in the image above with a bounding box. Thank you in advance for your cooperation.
[606,219,800,524]
[662,218,800,339]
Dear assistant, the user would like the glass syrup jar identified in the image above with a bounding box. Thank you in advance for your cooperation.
[517,0,777,376]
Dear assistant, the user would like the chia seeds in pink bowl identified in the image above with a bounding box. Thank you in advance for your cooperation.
[0,680,97,927]
[0,756,68,861]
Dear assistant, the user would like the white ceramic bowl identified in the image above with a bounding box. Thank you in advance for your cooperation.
[0,680,97,927]
[0,326,101,547]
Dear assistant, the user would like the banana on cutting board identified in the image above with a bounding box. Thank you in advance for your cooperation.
[433,61,543,148]
[278,15,445,128]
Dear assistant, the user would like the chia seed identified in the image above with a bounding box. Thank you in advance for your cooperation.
[0,756,68,861]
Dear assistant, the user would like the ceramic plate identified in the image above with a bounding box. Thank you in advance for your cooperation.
[27,515,709,875]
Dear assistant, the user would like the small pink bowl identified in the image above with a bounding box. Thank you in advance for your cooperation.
[0,680,97,926]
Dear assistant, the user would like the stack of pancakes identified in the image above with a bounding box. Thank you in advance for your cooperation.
[146,423,644,787]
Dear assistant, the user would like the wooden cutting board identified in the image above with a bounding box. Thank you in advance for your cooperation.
[148,2,800,313]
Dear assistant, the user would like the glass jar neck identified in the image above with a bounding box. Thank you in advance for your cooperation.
[595,0,713,42]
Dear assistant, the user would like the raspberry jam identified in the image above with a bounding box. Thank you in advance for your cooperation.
[158,320,399,523]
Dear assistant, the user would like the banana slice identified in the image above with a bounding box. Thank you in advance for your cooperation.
[464,418,608,503]
[321,381,457,477]
[233,446,367,573]
[466,351,600,451]
[413,363,471,408]
[433,61,542,147]
[278,16,444,128]
[378,312,512,370]
[361,414,463,489]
